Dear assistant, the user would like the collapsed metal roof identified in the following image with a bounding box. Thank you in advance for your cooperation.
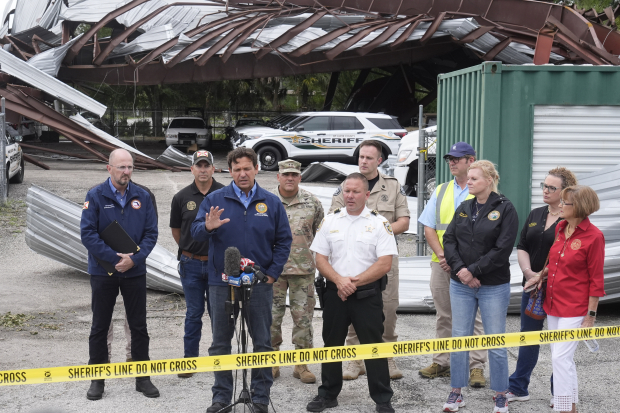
[0,0,617,85]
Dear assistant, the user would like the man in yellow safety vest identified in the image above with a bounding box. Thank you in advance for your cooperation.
[417,142,488,388]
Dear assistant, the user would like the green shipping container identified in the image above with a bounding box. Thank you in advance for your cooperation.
[437,61,620,230]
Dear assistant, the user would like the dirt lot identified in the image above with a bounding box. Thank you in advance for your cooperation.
[0,141,618,413]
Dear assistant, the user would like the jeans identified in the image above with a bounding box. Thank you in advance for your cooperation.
[209,283,274,405]
[89,274,149,366]
[179,255,211,358]
[507,291,546,396]
[449,280,510,392]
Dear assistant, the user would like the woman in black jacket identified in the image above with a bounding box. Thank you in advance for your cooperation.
[506,167,577,404]
[441,160,518,413]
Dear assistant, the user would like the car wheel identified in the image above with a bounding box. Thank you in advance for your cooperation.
[257,145,282,171]
[9,158,24,184]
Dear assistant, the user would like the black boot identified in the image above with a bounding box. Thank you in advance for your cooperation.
[136,377,160,398]
[86,380,104,400]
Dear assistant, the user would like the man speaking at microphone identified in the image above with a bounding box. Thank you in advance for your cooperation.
[191,147,292,413]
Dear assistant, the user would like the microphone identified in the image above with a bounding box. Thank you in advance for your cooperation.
[224,247,241,284]
[243,265,269,283]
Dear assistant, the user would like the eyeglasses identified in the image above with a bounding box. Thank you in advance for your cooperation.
[109,165,134,171]
[444,156,464,164]
[559,199,573,206]
[540,182,558,193]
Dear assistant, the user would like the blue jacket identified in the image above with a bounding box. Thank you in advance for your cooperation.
[80,179,158,277]
[191,182,292,286]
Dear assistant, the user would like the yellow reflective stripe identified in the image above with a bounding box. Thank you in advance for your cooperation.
[434,183,449,231]
[431,181,473,262]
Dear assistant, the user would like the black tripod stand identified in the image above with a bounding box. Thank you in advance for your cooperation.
[218,281,258,413]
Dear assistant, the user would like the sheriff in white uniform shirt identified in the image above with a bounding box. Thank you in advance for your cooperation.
[306,172,398,413]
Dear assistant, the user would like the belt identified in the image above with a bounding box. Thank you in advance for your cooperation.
[182,251,208,261]
[326,279,381,292]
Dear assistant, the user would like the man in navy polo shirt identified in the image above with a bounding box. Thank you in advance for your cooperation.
[170,150,224,378]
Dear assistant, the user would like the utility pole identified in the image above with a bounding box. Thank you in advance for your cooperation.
[1,95,7,204]
[416,105,426,256]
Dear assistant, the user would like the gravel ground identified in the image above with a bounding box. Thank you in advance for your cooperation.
[1,141,618,413]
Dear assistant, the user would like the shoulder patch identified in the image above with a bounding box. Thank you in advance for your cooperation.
[333,186,342,196]
[371,210,379,216]
[317,218,325,231]
[400,186,406,196]
[83,201,89,210]
[334,208,341,214]
[383,221,394,235]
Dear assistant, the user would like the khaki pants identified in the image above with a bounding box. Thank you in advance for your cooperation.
[430,261,486,368]
[346,254,399,345]
[106,315,131,361]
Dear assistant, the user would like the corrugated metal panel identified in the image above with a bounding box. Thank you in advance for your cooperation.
[38,0,64,30]
[532,105,620,210]
[0,47,107,117]
[12,0,48,34]
[28,34,83,76]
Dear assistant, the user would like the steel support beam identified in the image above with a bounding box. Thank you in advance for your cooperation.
[61,39,458,85]
[322,71,340,111]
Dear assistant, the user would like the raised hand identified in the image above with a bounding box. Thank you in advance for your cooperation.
[205,206,230,231]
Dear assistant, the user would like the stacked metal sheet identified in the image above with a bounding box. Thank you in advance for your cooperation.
[301,162,359,183]
[25,185,183,295]
[156,145,193,168]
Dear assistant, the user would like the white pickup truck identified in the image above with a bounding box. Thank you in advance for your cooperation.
[393,126,437,196]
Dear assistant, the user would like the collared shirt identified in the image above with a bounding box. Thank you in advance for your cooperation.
[418,178,469,229]
[544,218,606,317]
[330,173,410,225]
[108,178,129,208]
[170,179,224,260]
[272,186,324,275]
[310,206,398,278]
[232,181,257,209]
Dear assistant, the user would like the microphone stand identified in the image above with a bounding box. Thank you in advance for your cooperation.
[219,277,258,413]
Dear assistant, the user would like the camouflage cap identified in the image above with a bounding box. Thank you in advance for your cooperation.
[192,150,214,166]
[278,159,301,174]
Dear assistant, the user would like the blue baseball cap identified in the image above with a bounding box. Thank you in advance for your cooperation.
[444,142,476,158]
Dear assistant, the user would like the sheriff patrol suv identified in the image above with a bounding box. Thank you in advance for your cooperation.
[3,129,24,196]
[235,112,406,171]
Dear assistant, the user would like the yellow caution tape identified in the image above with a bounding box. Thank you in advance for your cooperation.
[1,325,618,386]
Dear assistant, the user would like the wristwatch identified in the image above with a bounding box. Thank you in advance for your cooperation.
[588,310,597,317]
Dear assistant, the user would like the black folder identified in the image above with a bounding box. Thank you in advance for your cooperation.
[96,220,140,275]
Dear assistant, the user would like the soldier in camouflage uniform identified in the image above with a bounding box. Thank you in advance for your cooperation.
[270,159,324,384]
